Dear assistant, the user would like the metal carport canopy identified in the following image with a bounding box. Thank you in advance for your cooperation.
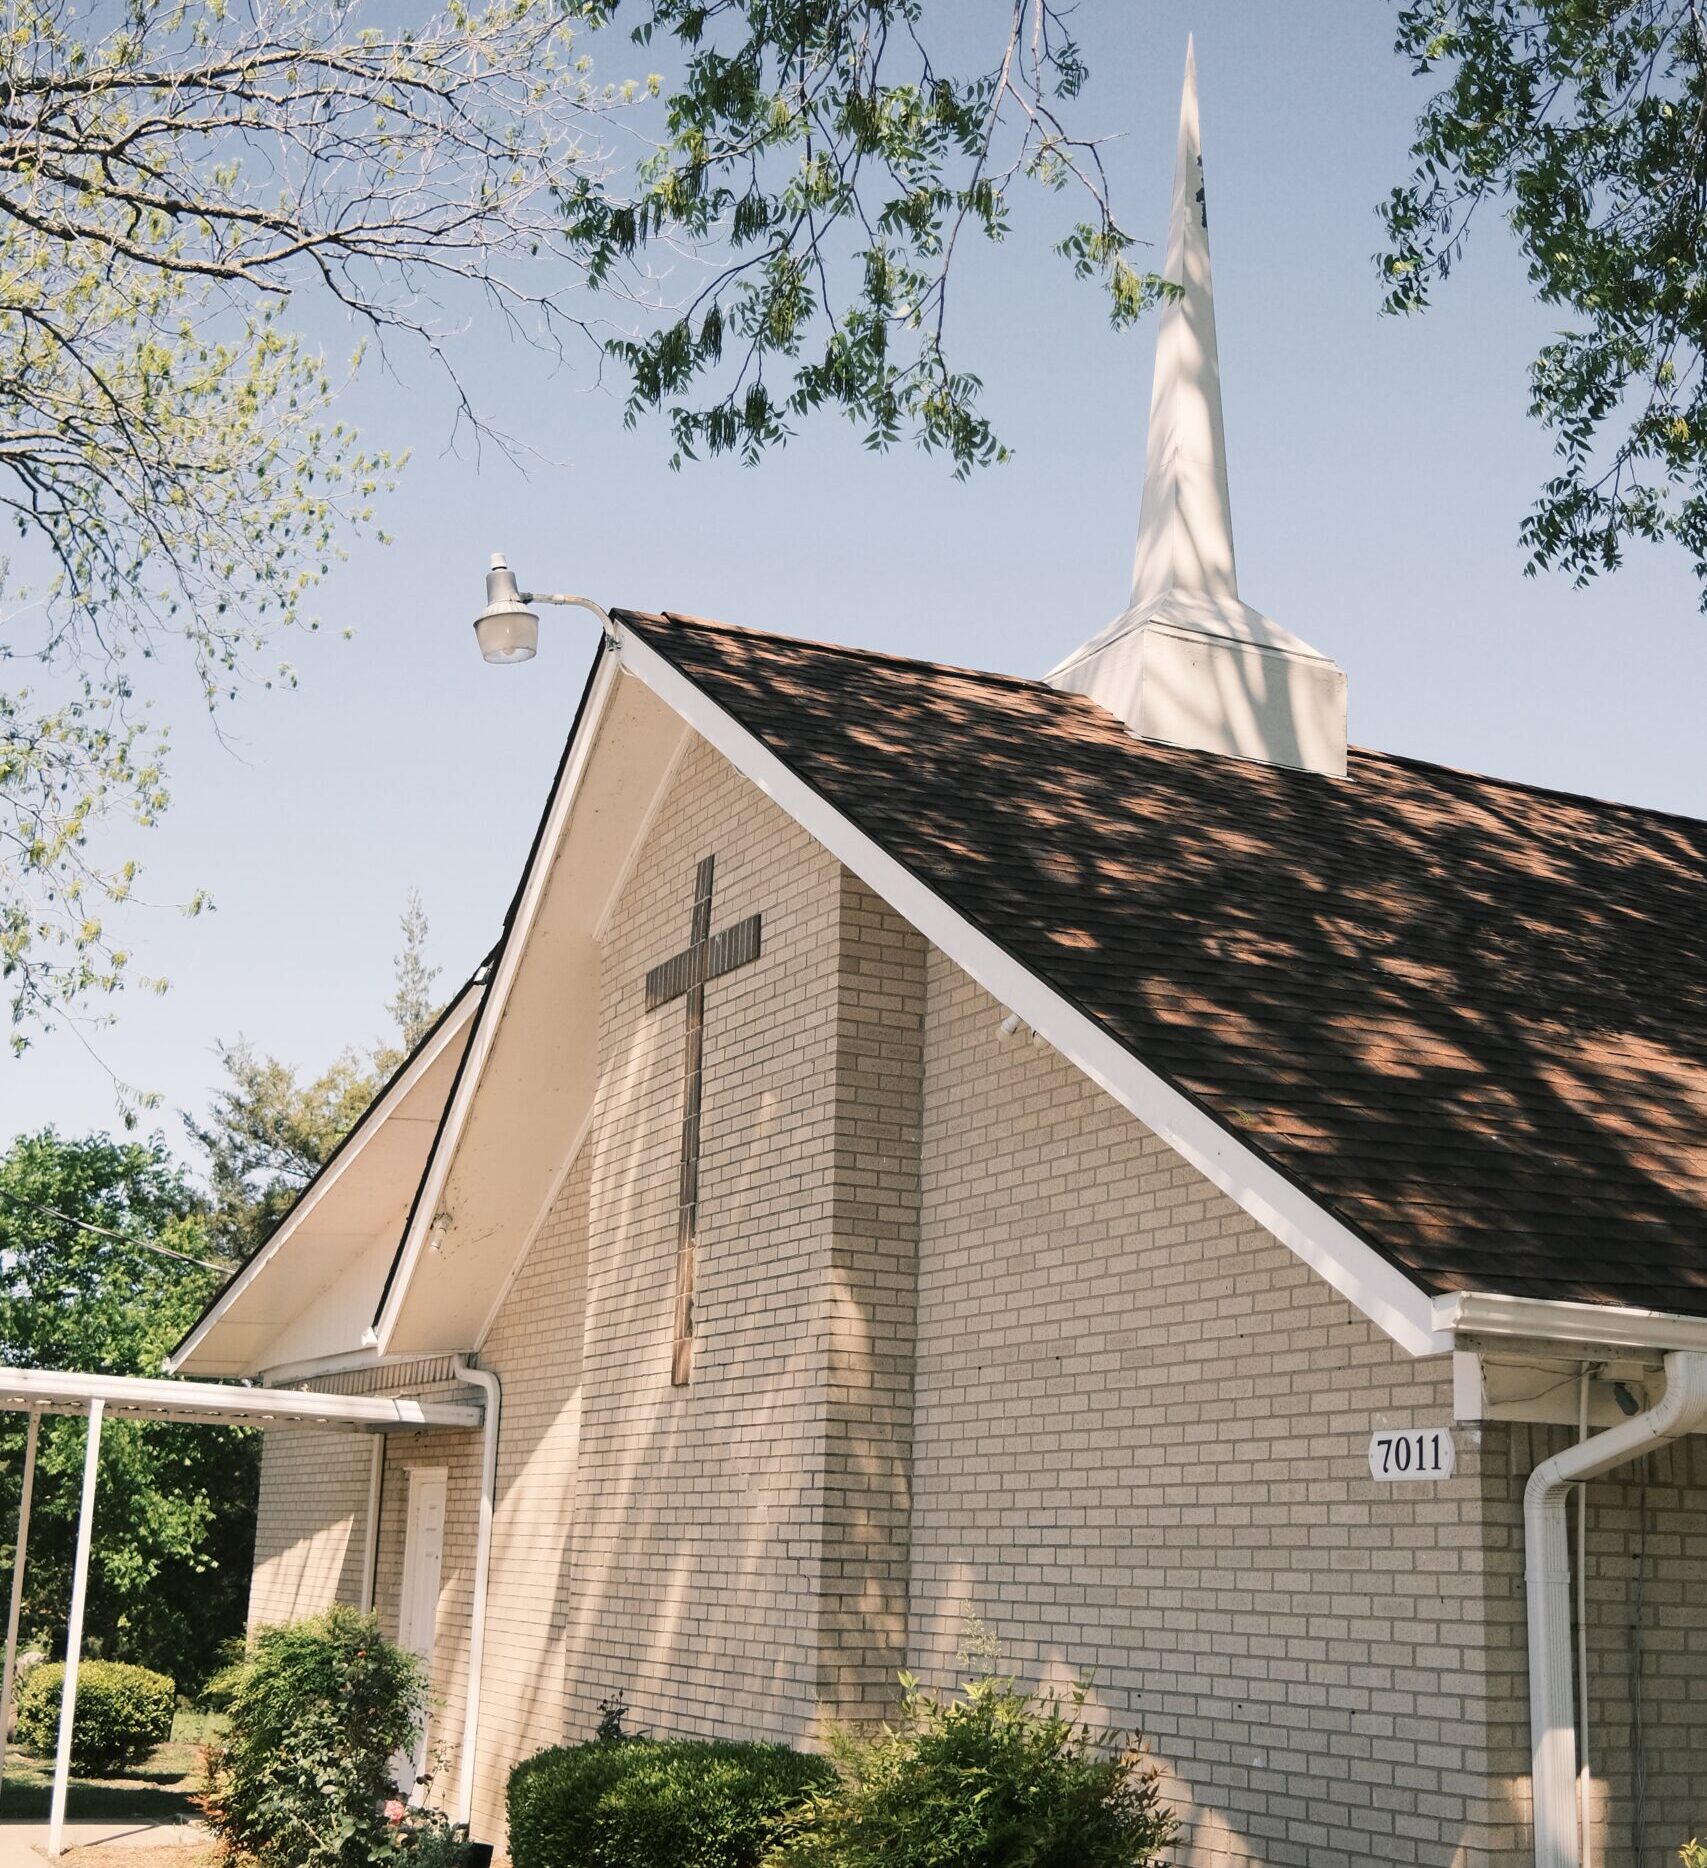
[1,1365,483,1858]
[0,1365,483,1432]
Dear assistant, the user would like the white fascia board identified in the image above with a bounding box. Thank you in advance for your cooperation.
[166,982,483,1376]
[1436,1290,1707,1355]
[615,624,1448,1361]
[371,650,622,1356]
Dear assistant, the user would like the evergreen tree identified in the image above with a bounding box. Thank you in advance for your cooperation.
[385,889,443,1058]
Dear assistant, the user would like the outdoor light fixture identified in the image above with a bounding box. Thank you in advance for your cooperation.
[472,552,616,664]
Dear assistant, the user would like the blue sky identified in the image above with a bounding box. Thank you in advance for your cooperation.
[11,0,1707,1156]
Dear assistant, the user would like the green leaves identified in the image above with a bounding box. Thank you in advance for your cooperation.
[573,1,1155,474]
[1379,0,1707,605]
[0,1128,258,1690]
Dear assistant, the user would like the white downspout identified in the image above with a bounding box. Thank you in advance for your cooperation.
[1574,1367,1592,1868]
[1526,1349,1707,1868]
[451,1358,500,1835]
[360,1437,384,1614]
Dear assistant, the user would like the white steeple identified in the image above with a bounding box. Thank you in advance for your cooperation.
[1047,38,1348,779]
[1130,35,1237,611]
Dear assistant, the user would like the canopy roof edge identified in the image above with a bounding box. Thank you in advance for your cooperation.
[0,1366,483,1433]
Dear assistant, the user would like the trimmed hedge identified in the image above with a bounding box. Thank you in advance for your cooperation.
[14,1660,175,1776]
[508,1739,834,1868]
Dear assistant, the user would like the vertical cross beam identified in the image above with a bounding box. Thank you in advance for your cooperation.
[671,856,716,1384]
[645,853,762,1386]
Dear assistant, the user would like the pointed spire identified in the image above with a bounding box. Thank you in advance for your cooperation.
[1045,40,1349,778]
[1129,36,1239,611]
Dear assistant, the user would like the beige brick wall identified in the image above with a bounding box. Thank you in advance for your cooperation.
[248,1428,372,1628]
[909,953,1513,1868]
[556,733,843,1747]
[818,872,923,1722]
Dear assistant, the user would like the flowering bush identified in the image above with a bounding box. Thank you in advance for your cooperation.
[198,1606,426,1868]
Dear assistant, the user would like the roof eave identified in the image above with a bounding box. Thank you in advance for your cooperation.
[1437,1290,1707,1356]
[166,974,486,1376]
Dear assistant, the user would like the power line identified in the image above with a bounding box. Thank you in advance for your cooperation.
[0,1188,235,1274]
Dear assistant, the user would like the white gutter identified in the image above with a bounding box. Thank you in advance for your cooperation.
[451,1357,501,1834]
[1436,1290,1707,1355]
[1525,1349,1707,1868]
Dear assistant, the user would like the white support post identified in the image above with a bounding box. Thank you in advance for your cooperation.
[360,1436,383,1614]
[47,1399,103,1860]
[0,1411,40,1799]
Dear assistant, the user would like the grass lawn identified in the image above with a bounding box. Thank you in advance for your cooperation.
[0,1708,218,1827]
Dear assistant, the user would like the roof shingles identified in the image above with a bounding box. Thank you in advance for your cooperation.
[620,609,1707,1321]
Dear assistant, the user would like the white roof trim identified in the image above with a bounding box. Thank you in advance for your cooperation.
[1437,1291,1707,1355]
[370,649,622,1355]
[166,980,484,1375]
[0,1365,483,1433]
[616,622,1449,1360]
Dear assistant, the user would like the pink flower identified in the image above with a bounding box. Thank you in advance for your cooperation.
[384,1800,407,1824]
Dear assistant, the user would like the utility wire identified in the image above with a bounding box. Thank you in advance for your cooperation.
[0,1187,235,1274]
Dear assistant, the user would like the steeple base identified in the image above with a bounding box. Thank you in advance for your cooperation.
[1046,590,1348,779]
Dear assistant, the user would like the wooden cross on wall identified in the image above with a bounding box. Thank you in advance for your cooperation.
[644,854,762,1385]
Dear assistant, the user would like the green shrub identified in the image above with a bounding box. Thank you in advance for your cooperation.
[13,1660,175,1776]
[1682,1844,1707,1868]
[199,1605,426,1868]
[764,1674,1177,1868]
[196,1635,250,1715]
[508,1737,835,1868]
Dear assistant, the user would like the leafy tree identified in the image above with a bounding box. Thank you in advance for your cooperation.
[3,0,1150,1053]
[0,1129,257,1689]
[1381,0,1707,603]
[574,0,1161,469]
[189,889,442,1257]
[187,1041,382,1262]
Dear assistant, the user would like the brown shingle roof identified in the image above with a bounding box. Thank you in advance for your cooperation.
[619,609,1707,1321]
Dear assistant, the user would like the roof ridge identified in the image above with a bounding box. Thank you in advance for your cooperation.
[618,608,1060,699]
[617,608,1707,836]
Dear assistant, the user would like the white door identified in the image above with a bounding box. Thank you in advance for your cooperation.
[395,1466,447,1797]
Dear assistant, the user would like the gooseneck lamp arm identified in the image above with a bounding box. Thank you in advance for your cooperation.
[472,552,619,664]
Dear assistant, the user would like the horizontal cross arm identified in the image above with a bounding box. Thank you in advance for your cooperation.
[645,913,762,1011]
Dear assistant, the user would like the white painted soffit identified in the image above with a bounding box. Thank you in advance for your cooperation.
[0,1365,482,1433]
[167,977,484,1378]
[371,649,690,1358]
[613,622,1447,1359]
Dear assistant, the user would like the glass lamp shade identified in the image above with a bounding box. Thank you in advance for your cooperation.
[474,602,539,664]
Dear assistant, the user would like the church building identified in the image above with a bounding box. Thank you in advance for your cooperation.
[168,47,1707,1868]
